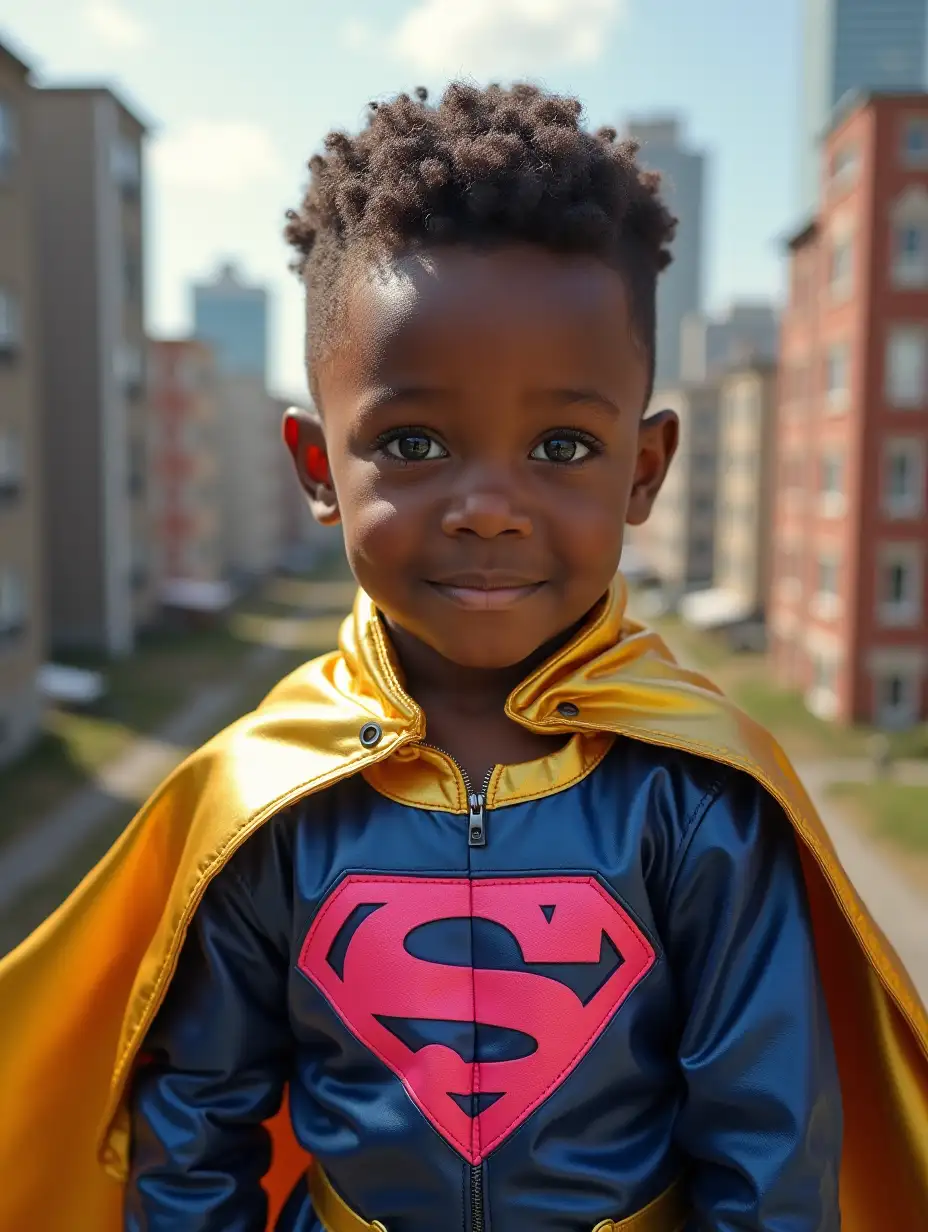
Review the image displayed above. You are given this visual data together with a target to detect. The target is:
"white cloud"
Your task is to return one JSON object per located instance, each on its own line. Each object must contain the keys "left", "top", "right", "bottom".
{"left": 83, "top": 0, "right": 150, "bottom": 50}
{"left": 151, "top": 121, "right": 283, "bottom": 192}
{"left": 387, "top": 0, "right": 625, "bottom": 76}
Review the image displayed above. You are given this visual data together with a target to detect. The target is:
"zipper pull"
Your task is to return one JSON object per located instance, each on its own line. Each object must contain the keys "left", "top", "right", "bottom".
{"left": 467, "top": 793, "right": 487, "bottom": 847}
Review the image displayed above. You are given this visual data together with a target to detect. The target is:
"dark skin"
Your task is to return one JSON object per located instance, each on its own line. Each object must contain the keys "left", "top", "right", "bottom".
{"left": 285, "top": 245, "right": 678, "bottom": 787}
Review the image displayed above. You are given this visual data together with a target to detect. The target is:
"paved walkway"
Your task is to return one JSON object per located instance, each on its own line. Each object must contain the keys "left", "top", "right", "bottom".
{"left": 794, "top": 760, "right": 928, "bottom": 1000}
{"left": 0, "top": 644, "right": 279, "bottom": 913}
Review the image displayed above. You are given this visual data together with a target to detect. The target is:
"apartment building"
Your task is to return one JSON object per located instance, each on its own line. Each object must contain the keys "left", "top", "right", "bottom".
{"left": 32, "top": 86, "right": 152, "bottom": 656}
{"left": 0, "top": 40, "right": 43, "bottom": 767}
{"left": 682, "top": 363, "right": 778, "bottom": 634}
{"left": 638, "top": 383, "right": 720, "bottom": 601}
{"left": 149, "top": 340, "right": 227, "bottom": 608}
{"left": 771, "top": 93, "right": 928, "bottom": 727}
{"left": 218, "top": 376, "right": 282, "bottom": 581}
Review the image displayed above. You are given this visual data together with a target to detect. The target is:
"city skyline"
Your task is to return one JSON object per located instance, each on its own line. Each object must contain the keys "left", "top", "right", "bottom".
{"left": 0, "top": 0, "right": 801, "bottom": 396}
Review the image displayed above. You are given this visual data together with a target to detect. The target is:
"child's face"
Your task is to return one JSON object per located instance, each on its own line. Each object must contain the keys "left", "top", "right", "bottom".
{"left": 308, "top": 244, "right": 677, "bottom": 670}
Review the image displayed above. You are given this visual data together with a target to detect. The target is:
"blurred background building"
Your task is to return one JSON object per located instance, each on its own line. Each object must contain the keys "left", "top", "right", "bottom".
{"left": 625, "top": 117, "right": 705, "bottom": 386}
{"left": 32, "top": 85, "right": 152, "bottom": 656}
{"left": 680, "top": 301, "right": 780, "bottom": 382}
{"left": 193, "top": 262, "right": 268, "bottom": 384}
{"left": 0, "top": 40, "right": 43, "bottom": 768}
{"left": 637, "top": 381, "right": 720, "bottom": 600}
{"left": 799, "top": 0, "right": 928, "bottom": 212}
{"left": 771, "top": 91, "right": 928, "bottom": 726}
{"left": 149, "top": 339, "right": 230, "bottom": 614}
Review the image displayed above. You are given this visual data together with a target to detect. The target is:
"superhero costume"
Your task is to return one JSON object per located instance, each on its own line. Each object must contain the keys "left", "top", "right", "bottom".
{"left": 0, "top": 579, "right": 926, "bottom": 1230}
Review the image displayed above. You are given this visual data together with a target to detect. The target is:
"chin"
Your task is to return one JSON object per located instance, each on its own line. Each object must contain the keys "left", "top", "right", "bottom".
{"left": 426, "top": 630, "right": 546, "bottom": 672}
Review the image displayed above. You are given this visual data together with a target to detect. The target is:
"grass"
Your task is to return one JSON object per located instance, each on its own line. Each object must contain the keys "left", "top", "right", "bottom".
{"left": 0, "top": 642, "right": 319, "bottom": 959}
{"left": 0, "top": 546, "right": 358, "bottom": 956}
{"left": 642, "top": 606, "right": 927, "bottom": 763}
{"left": 0, "top": 547, "right": 356, "bottom": 850}
{"left": 828, "top": 781, "right": 928, "bottom": 854}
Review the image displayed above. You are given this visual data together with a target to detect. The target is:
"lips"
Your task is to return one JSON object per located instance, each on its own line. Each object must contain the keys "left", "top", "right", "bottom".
{"left": 427, "top": 574, "right": 546, "bottom": 611}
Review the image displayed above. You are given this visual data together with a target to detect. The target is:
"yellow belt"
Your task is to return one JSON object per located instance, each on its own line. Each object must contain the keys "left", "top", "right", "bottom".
{"left": 308, "top": 1162, "right": 688, "bottom": 1232}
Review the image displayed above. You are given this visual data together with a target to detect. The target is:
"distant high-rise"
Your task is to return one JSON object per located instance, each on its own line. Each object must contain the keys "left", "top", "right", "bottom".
{"left": 192, "top": 262, "right": 268, "bottom": 383}
{"left": 624, "top": 117, "right": 705, "bottom": 387}
{"left": 800, "top": 0, "right": 927, "bottom": 212}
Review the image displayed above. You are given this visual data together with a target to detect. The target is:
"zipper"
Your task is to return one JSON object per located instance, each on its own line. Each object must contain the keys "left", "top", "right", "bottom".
{"left": 420, "top": 742, "right": 492, "bottom": 1228}
{"left": 419, "top": 743, "right": 494, "bottom": 848}
{"left": 471, "top": 1162, "right": 485, "bottom": 1232}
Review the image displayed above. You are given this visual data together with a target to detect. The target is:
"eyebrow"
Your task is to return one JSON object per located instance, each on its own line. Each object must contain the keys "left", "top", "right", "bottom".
{"left": 354, "top": 385, "right": 623, "bottom": 422}
{"left": 543, "top": 388, "right": 623, "bottom": 416}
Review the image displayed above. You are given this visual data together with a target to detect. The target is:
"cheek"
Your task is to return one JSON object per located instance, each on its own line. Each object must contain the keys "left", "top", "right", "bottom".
{"left": 336, "top": 467, "right": 418, "bottom": 567}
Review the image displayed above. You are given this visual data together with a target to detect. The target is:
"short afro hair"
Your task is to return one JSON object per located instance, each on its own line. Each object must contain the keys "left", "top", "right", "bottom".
{"left": 285, "top": 83, "right": 677, "bottom": 401}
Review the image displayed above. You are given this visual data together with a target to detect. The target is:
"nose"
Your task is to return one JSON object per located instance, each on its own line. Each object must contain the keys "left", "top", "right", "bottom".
{"left": 441, "top": 490, "right": 533, "bottom": 539}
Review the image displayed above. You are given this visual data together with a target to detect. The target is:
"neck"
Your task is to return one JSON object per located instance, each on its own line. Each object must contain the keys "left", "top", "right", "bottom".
{"left": 383, "top": 614, "right": 588, "bottom": 718}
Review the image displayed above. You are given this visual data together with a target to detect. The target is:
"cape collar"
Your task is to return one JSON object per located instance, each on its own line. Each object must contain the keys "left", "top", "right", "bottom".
{"left": 338, "top": 576, "right": 710, "bottom": 812}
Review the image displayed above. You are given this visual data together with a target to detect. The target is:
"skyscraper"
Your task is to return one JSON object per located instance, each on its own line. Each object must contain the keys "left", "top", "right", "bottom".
{"left": 192, "top": 262, "right": 268, "bottom": 383}
{"left": 800, "top": 0, "right": 927, "bottom": 212}
{"left": 624, "top": 117, "right": 705, "bottom": 387}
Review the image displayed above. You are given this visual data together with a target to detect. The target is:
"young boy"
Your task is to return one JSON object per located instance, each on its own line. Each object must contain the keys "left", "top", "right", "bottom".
{"left": 1, "top": 83, "right": 927, "bottom": 1232}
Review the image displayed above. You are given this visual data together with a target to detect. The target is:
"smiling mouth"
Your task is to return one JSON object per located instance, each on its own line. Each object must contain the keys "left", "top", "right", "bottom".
{"left": 427, "top": 576, "right": 547, "bottom": 611}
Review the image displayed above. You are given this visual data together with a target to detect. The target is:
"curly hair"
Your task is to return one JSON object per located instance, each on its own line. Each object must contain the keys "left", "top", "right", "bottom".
{"left": 285, "top": 83, "right": 677, "bottom": 399}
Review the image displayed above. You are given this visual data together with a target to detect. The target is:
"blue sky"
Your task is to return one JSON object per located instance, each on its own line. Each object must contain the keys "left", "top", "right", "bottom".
{"left": 1, "top": 0, "right": 800, "bottom": 398}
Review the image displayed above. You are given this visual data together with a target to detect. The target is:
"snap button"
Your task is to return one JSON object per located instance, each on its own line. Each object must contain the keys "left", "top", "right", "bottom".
{"left": 557, "top": 701, "right": 580, "bottom": 719}
{"left": 359, "top": 722, "right": 383, "bottom": 748}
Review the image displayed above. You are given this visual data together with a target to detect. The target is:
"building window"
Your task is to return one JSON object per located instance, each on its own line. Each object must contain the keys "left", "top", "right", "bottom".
{"left": 820, "top": 451, "right": 845, "bottom": 517}
{"left": 883, "top": 438, "right": 926, "bottom": 518}
{"left": 114, "top": 343, "right": 145, "bottom": 398}
{"left": 886, "top": 326, "right": 927, "bottom": 407}
{"left": 0, "top": 433, "right": 24, "bottom": 500}
{"left": 902, "top": 117, "right": 928, "bottom": 168}
{"left": 830, "top": 143, "right": 859, "bottom": 191}
{"left": 878, "top": 545, "right": 923, "bottom": 627}
{"left": 812, "top": 552, "right": 841, "bottom": 621}
{"left": 0, "top": 288, "right": 22, "bottom": 355}
{"left": 893, "top": 222, "right": 928, "bottom": 288}
{"left": 0, "top": 97, "right": 17, "bottom": 176}
{"left": 874, "top": 672, "right": 919, "bottom": 730}
{"left": 829, "top": 235, "right": 853, "bottom": 300}
{"left": 826, "top": 341, "right": 850, "bottom": 410}
{"left": 807, "top": 650, "right": 840, "bottom": 720}
{"left": 110, "top": 137, "right": 141, "bottom": 194}
{"left": 0, "top": 568, "right": 26, "bottom": 641}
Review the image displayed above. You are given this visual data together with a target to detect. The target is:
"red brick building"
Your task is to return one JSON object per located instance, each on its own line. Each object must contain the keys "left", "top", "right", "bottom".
{"left": 771, "top": 93, "right": 928, "bottom": 728}
{"left": 148, "top": 340, "right": 228, "bottom": 609}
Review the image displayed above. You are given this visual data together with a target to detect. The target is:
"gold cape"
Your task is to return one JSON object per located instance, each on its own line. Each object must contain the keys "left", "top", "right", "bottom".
{"left": 1, "top": 581, "right": 926, "bottom": 1231}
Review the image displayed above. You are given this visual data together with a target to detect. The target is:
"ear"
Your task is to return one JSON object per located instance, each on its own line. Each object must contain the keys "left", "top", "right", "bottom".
{"left": 625, "top": 409, "right": 679, "bottom": 527}
{"left": 281, "top": 405, "right": 340, "bottom": 527}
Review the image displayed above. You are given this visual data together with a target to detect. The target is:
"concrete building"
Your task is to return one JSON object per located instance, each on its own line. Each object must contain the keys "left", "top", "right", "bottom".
{"left": 638, "top": 382, "right": 720, "bottom": 601}
{"left": 149, "top": 340, "right": 229, "bottom": 611}
{"left": 32, "top": 86, "right": 153, "bottom": 656}
{"left": 800, "top": 0, "right": 928, "bottom": 212}
{"left": 682, "top": 363, "right": 778, "bottom": 635}
{"left": 219, "top": 376, "right": 281, "bottom": 580}
{"left": 0, "top": 40, "right": 44, "bottom": 767}
{"left": 680, "top": 302, "right": 780, "bottom": 383}
{"left": 624, "top": 117, "right": 705, "bottom": 386}
{"left": 771, "top": 93, "right": 928, "bottom": 727}
{"left": 193, "top": 262, "right": 268, "bottom": 383}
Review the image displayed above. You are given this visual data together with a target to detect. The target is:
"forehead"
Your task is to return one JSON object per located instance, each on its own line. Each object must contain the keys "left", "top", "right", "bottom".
{"left": 319, "top": 245, "right": 646, "bottom": 396}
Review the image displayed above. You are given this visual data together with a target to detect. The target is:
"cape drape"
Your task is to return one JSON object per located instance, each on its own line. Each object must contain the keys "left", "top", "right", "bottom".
{"left": 0, "top": 580, "right": 925, "bottom": 1230}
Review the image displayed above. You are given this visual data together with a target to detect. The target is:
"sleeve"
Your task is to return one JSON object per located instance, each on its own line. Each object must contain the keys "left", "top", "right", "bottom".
{"left": 124, "top": 852, "right": 292, "bottom": 1232}
{"left": 665, "top": 772, "right": 843, "bottom": 1231}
